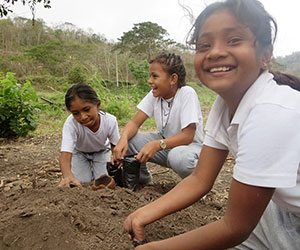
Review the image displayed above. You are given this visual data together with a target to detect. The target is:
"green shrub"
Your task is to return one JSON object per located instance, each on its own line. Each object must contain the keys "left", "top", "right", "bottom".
{"left": 0, "top": 72, "right": 40, "bottom": 137}
{"left": 103, "top": 95, "right": 131, "bottom": 121}
{"left": 26, "top": 42, "right": 67, "bottom": 75}
{"left": 68, "top": 65, "right": 87, "bottom": 84}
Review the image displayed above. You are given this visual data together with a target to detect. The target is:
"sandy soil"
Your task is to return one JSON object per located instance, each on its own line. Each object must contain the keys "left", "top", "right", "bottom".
{"left": 0, "top": 134, "right": 234, "bottom": 250}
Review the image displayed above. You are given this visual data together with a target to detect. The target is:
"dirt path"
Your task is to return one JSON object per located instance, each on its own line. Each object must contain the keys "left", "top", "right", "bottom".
{"left": 0, "top": 135, "right": 233, "bottom": 250}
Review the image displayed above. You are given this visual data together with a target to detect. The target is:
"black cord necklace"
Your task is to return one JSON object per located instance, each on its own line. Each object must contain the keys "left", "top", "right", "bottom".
{"left": 160, "top": 96, "right": 175, "bottom": 138}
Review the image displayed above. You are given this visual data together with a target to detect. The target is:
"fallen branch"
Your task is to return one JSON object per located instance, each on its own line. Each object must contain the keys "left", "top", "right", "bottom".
{"left": 40, "top": 96, "right": 54, "bottom": 105}
{"left": 47, "top": 167, "right": 61, "bottom": 173}
{"left": 47, "top": 86, "right": 62, "bottom": 93}
{"left": 152, "top": 169, "right": 170, "bottom": 175}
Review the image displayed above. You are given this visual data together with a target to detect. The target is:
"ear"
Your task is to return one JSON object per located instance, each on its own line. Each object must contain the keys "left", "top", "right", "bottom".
{"left": 170, "top": 73, "right": 178, "bottom": 87}
{"left": 97, "top": 103, "right": 100, "bottom": 110}
{"left": 261, "top": 46, "right": 273, "bottom": 70}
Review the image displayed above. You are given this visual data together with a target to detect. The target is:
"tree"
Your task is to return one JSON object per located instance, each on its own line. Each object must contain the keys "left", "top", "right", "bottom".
{"left": 114, "top": 21, "right": 176, "bottom": 60}
{"left": 128, "top": 59, "right": 150, "bottom": 96}
{"left": 0, "top": 0, "right": 51, "bottom": 24}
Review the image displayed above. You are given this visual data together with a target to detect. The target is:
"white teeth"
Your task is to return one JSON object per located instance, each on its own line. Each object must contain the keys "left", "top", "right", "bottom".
{"left": 209, "top": 67, "right": 230, "bottom": 73}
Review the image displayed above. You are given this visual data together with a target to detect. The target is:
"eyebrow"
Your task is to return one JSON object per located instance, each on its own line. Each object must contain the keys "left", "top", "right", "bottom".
{"left": 198, "top": 26, "right": 249, "bottom": 39}
{"left": 70, "top": 105, "right": 90, "bottom": 112}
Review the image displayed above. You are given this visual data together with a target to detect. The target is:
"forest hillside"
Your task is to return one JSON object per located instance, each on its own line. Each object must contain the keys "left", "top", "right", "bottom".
{"left": 0, "top": 16, "right": 300, "bottom": 137}
{"left": 1, "top": 17, "right": 299, "bottom": 89}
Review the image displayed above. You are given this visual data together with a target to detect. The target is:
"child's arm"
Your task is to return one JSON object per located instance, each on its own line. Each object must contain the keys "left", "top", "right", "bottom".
{"left": 128, "top": 146, "right": 275, "bottom": 249}
{"left": 138, "top": 180, "right": 274, "bottom": 250}
{"left": 113, "top": 110, "right": 148, "bottom": 161}
{"left": 135, "top": 123, "right": 196, "bottom": 163}
{"left": 124, "top": 145, "right": 228, "bottom": 243}
{"left": 110, "top": 144, "right": 116, "bottom": 163}
{"left": 59, "top": 152, "right": 81, "bottom": 187}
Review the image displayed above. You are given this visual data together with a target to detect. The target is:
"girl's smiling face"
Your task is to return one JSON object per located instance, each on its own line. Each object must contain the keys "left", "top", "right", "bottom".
{"left": 148, "top": 62, "right": 178, "bottom": 99}
{"left": 194, "top": 9, "right": 269, "bottom": 101}
{"left": 69, "top": 97, "right": 100, "bottom": 132}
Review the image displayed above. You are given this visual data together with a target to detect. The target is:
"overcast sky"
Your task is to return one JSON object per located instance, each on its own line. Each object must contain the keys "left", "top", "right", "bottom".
{"left": 9, "top": 0, "right": 300, "bottom": 57}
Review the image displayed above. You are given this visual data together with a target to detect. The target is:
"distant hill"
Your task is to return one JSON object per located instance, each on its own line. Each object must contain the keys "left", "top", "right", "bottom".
{"left": 275, "top": 52, "right": 300, "bottom": 77}
{"left": 0, "top": 17, "right": 299, "bottom": 83}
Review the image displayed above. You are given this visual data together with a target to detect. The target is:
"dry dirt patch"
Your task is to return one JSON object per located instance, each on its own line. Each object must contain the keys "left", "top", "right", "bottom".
{"left": 0, "top": 135, "right": 233, "bottom": 250}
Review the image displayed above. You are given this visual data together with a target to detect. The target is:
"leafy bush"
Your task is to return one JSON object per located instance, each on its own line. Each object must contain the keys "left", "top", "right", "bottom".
{"left": 90, "top": 78, "right": 133, "bottom": 123}
{"left": 0, "top": 72, "right": 40, "bottom": 137}
{"left": 68, "top": 65, "right": 87, "bottom": 84}
{"left": 103, "top": 94, "right": 131, "bottom": 122}
{"left": 26, "top": 42, "right": 67, "bottom": 75}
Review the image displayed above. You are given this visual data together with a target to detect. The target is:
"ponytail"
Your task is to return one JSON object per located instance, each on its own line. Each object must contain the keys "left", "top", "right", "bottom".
{"left": 271, "top": 71, "right": 300, "bottom": 92}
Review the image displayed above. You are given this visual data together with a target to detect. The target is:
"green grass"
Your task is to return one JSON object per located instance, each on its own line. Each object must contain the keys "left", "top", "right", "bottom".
{"left": 187, "top": 81, "right": 217, "bottom": 108}
{"left": 187, "top": 81, "right": 216, "bottom": 124}
{"left": 30, "top": 81, "right": 216, "bottom": 136}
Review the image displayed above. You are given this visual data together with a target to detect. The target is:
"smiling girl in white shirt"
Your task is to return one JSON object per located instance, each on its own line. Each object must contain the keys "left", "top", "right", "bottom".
{"left": 123, "top": 1, "right": 300, "bottom": 249}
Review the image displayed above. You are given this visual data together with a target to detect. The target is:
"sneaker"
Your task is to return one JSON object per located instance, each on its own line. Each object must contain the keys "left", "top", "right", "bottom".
{"left": 139, "top": 164, "right": 153, "bottom": 185}
{"left": 139, "top": 174, "right": 153, "bottom": 185}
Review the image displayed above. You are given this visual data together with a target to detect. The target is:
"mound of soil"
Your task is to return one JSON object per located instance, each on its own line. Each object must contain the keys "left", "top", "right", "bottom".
{"left": 0, "top": 135, "right": 233, "bottom": 250}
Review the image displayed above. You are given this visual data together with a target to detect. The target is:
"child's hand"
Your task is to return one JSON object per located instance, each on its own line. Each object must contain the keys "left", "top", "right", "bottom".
{"left": 110, "top": 157, "right": 123, "bottom": 167}
{"left": 136, "top": 141, "right": 160, "bottom": 163}
{"left": 124, "top": 211, "right": 146, "bottom": 246}
{"left": 113, "top": 138, "right": 128, "bottom": 162}
{"left": 58, "top": 176, "right": 81, "bottom": 188}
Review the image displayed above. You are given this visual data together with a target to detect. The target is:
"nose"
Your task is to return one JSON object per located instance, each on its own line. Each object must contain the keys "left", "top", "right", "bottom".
{"left": 80, "top": 112, "right": 88, "bottom": 122}
{"left": 206, "top": 42, "right": 227, "bottom": 60}
{"left": 148, "top": 77, "right": 152, "bottom": 85}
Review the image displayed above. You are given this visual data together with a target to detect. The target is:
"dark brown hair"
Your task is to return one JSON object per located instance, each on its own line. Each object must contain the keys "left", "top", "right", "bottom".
{"left": 65, "top": 83, "right": 100, "bottom": 111}
{"left": 149, "top": 52, "right": 186, "bottom": 88}
{"left": 189, "top": 0, "right": 277, "bottom": 51}
{"left": 188, "top": 0, "right": 300, "bottom": 92}
{"left": 271, "top": 71, "right": 300, "bottom": 91}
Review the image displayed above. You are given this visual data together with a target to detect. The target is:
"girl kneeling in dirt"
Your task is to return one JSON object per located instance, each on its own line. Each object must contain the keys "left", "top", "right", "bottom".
{"left": 123, "top": 0, "right": 300, "bottom": 249}
{"left": 112, "top": 52, "right": 204, "bottom": 184}
{"left": 59, "top": 83, "right": 120, "bottom": 187}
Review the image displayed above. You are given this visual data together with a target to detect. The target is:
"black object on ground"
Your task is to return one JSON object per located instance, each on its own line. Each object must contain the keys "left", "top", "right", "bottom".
{"left": 106, "top": 155, "right": 140, "bottom": 190}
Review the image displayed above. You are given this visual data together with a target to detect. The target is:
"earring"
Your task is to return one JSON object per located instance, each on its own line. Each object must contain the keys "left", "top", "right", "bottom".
{"left": 262, "top": 62, "right": 268, "bottom": 70}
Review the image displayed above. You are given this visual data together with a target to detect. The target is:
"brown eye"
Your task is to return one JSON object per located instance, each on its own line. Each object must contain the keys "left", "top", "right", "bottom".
{"left": 196, "top": 42, "right": 211, "bottom": 52}
{"left": 228, "top": 37, "right": 242, "bottom": 45}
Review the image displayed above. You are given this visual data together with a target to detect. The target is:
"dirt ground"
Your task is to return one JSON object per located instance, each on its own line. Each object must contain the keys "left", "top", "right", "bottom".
{"left": 0, "top": 134, "right": 234, "bottom": 250}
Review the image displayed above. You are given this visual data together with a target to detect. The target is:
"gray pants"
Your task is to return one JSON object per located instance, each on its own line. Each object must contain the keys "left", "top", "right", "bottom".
{"left": 127, "top": 132, "right": 202, "bottom": 179}
{"left": 71, "top": 148, "right": 111, "bottom": 183}
{"left": 231, "top": 200, "right": 300, "bottom": 250}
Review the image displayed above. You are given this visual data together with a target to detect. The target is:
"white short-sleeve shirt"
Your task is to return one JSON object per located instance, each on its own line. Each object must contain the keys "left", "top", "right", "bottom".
{"left": 137, "top": 86, "right": 204, "bottom": 143}
{"left": 204, "top": 71, "right": 300, "bottom": 215}
{"left": 61, "top": 111, "right": 120, "bottom": 153}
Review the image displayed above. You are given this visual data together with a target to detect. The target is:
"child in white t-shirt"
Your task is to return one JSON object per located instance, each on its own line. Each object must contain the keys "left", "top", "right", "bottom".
{"left": 59, "top": 83, "right": 120, "bottom": 187}
{"left": 122, "top": 1, "right": 300, "bottom": 249}
{"left": 113, "top": 52, "right": 204, "bottom": 183}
